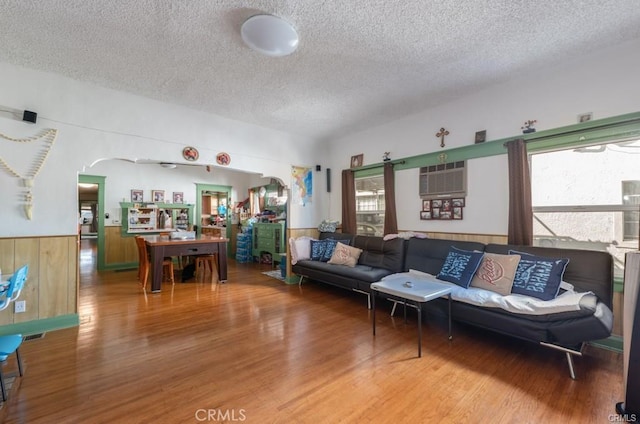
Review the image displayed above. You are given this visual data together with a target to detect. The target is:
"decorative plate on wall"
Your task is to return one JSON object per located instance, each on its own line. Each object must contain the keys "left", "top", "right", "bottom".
{"left": 182, "top": 146, "right": 199, "bottom": 161}
{"left": 216, "top": 152, "right": 231, "bottom": 166}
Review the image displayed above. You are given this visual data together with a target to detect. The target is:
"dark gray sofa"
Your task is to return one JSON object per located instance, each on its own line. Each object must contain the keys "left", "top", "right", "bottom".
{"left": 291, "top": 233, "right": 406, "bottom": 306}
{"left": 292, "top": 233, "right": 614, "bottom": 378}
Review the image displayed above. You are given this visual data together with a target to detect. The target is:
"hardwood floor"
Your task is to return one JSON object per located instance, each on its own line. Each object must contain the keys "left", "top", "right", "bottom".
{"left": 3, "top": 239, "right": 624, "bottom": 423}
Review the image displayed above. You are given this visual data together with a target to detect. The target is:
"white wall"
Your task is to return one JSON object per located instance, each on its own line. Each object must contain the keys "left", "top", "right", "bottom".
{"left": 0, "top": 62, "right": 328, "bottom": 236}
{"left": 86, "top": 159, "right": 263, "bottom": 226}
{"left": 327, "top": 38, "right": 640, "bottom": 235}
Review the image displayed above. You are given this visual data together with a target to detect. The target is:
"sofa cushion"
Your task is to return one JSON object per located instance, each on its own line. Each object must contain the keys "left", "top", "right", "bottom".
{"left": 436, "top": 247, "right": 484, "bottom": 288}
{"left": 295, "top": 259, "right": 393, "bottom": 283}
{"left": 353, "top": 236, "right": 405, "bottom": 272}
{"left": 289, "top": 236, "right": 316, "bottom": 265}
{"left": 328, "top": 242, "right": 363, "bottom": 267}
{"left": 509, "top": 250, "right": 569, "bottom": 301}
{"left": 405, "top": 238, "right": 486, "bottom": 275}
{"left": 485, "top": 244, "right": 613, "bottom": 309}
{"left": 310, "top": 239, "right": 342, "bottom": 262}
{"left": 470, "top": 252, "right": 521, "bottom": 295}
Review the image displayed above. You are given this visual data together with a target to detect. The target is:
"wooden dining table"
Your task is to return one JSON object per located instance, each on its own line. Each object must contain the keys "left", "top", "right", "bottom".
{"left": 143, "top": 234, "right": 229, "bottom": 292}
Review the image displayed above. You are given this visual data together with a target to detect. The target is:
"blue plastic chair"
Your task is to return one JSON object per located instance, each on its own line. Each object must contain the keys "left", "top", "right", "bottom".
{"left": 0, "top": 265, "right": 28, "bottom": 401}
{"left": 0, "top": 265, "right": 28, "bottom": 311}
{"left": 0, "top": 334, "right": 24, "bottom": 401}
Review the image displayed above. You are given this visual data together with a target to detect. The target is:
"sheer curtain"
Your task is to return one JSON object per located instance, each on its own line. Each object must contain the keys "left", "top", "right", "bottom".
{"left": 341, "top": 169, "right": 356, "bottom": 234}
{"left": 506, "top": 138, "right": 533, "bottom": 245}
{"left": 383, "top": 163, "right": 398, "bottom": 235}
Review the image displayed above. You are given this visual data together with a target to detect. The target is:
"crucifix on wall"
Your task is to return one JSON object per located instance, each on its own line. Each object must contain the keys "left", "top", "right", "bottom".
{"left": 436, "top": 127, "right": 449, "bottom": 148}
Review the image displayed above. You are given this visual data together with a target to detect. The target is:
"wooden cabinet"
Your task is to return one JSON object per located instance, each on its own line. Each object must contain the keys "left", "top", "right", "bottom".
{"left": 252, "top": 223, "right": 285, "bottom": 260}
{"left": 127, "top": 205, "right": 157, "bottom": 232}
{"left": 201, "top": 226, "right": 223, "bottom": 237}
{"left": 120, "top": 203, "right": 194, "bottom": 235}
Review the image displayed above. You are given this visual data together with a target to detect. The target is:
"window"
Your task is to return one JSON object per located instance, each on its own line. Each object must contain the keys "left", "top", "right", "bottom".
{"left": 355, "top": 175, "right": 384, "bottom": 236}
{"left": 622, "top": 180, "right": 640, "bottom": 241}
{"left": 530, "top": 139, "right": 640, "bottom": 280}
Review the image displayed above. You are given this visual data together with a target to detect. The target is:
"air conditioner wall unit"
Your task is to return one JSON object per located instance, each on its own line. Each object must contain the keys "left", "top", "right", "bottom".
{"left": 419, "top": 161, "right": 466, "bottom": 198}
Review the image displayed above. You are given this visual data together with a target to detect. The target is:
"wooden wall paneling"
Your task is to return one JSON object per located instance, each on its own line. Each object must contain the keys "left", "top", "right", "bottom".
{"left": 105, "top": 226, "right": 137, "bottom": 264}
{"left": 421, "top": 232, "right": 509, "bottom": 245}
{"left": 286, "top": 228, "right": 319, "bottom": 280}
{"left": 68, "top": 236, "right": 78, "bottom": 314}
{"left": 0, "top": 239, "right": 15, "bottom": 324}
{"left": 613, "top": 291, "right": 623, "bottom": 336}
{"left": 14, "top": 238, "right": 40, "bottom": 323}
{"left": 0, "top": 239, "right": 15, "bottom": 274}
{"left": 38, "top": 237, "right": 70, "bottom": 318}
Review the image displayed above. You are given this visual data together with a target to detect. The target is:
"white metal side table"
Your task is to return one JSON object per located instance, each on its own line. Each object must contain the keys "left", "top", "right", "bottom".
{"left": 371, "top": 278, "right": 453, "bottom": 357}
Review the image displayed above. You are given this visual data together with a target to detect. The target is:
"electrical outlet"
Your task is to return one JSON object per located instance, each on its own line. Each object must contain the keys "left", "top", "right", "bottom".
{"left": 14, "top": 300, "right": 26, "bottom": 313}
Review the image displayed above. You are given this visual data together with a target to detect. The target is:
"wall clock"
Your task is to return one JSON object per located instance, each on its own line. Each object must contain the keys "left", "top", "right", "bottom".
{"left": 182, "top": 146, "right": 199, "bottom": 161}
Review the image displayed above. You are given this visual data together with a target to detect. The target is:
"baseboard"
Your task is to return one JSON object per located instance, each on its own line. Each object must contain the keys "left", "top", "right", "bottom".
{"left": 589, "top": 335, "right": 623, "bottom": 353}
{"left": 0, "top": 314, "right": 80, "bottom": 337}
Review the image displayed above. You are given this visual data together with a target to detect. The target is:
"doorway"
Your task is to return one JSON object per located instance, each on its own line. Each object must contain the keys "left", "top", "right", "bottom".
{"left": 78, "top": 175, "right": 106, "bottom": 271}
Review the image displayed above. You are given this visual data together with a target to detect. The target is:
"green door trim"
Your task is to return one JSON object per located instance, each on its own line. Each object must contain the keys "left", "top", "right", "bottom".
{"left": 78, "top": 174, "right": 106, "bottom": 271}
{"left": 196, "top": 183, "right": 233, "bottom": 257}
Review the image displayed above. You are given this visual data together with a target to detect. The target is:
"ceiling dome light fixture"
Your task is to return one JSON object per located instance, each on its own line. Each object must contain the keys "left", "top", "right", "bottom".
{"left": 241, "top": 14, "right": 299, "bottom": 57}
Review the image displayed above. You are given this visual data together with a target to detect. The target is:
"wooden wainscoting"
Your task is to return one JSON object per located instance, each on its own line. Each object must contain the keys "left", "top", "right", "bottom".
{"left": 285, "top": 228, "right": 319, "bottom": 283}
{"left": 0, "top": 235, "right": 78, "bottom": 325}
{"left": 408, "top": 231, "right": 509, "bottom": 245}
{"left": 104, "top": 226, "right": 138, "bottom": 266}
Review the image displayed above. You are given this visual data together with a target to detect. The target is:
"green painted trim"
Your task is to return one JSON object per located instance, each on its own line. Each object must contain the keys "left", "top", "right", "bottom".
{"left": 196, "top": 184, "right": 233, "bottom": 257}
{"left": 284, "top": 275, "right": 299, "bottom": 285}
{"left": 79, "top": 175, "right": 106, "bottom": 271}
{"left": 355, "top": 111, "right": 640, "bottom": 171}
{"left": 590, "top": 335, "right": 623, "bottom": 353}
{"left": 0, "top": 314, "right": 79, "bottom": 337}
{"left": 103, "top": 262, "right": 138, "bottom": 271}
{"left": 614, "top": 276, "right": 624, "bottom": 293}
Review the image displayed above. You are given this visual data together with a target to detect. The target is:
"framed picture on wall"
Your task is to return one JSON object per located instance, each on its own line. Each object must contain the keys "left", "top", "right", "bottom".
{"left": 452, "top": 198, "right": 465, "bottom": 207}
{"left": 173, "top": 192, "right": 184, "bottom": 204}
{"left": 152, "top": 190, "right": 165, "bottom": 203}
{"left": 422, "top": 199, "right": 431, "bottom": 211}
{"left": 453, "top": 207, "right": 463, "bottom": 220}
{"left": 131, "top": 189, "right": 143, "bottom": 202}
{"left": 420, "top": 211, "right": 431, "bottom": 220}
{"left": 350, "top": 154, "right": 363, "bottom": 168}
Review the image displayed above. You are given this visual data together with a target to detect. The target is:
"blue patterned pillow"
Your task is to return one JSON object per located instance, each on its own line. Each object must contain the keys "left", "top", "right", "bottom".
{"left": 310, "top": 240, "right": 327, "bottom": 261}
{"left": 437, "top": 247, "right": 484, "bottom": 288}
{"left": 310, "top": 238, "right": 349, "bottom": 262}
{"left": 509, "top": 250, "right": 569, "bottom": 301}
{"left": 321, "top": 239, "right": 339, "bottom": 262}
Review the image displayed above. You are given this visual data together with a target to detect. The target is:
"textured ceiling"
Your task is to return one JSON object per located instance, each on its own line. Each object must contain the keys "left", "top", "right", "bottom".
{"left": 1, "top": 1, "right": 640, "bottom": 141}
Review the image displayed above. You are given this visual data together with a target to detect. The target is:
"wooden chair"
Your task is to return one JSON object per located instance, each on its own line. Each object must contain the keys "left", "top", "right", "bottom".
{"left": 194, "top": 254, "right": 219, "bottom": 284}
{"left": 135, "top": 236, "right": 174, "bottom": 291}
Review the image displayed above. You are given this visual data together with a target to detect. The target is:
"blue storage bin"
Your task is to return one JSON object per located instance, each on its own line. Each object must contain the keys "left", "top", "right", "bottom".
{"left": 279, "top": 257, "right": 286, "bottom": 278}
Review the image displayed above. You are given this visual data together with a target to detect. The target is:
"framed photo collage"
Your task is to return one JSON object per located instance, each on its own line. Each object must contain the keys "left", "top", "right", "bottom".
{"left": 420, "top": 197, "right": 465, "bottom": 220}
